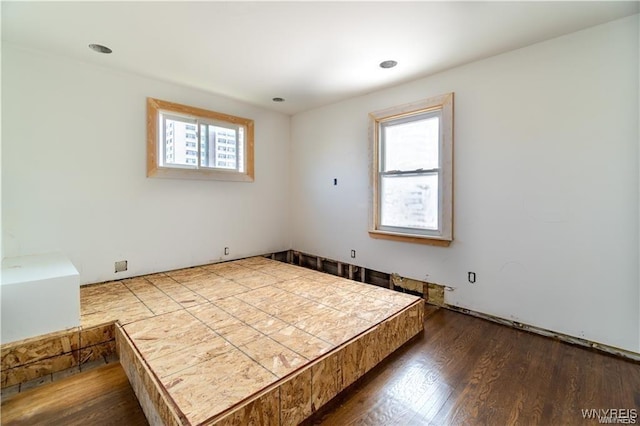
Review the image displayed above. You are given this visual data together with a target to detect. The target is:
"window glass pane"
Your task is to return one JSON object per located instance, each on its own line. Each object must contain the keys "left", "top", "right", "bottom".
{"left": 161, "top": 114, "right": 198, "bottom": 167}
{"left": 382, "top": 114, "right": 439, "bottom": 172}
{"left": 380, "top": 174, "right": 439, "bottom": 230}
{"left": 200, "top": 124, "right": 238, "bottom": 170}
{"left": 238, "top": 127, "right": 245, "bottom": 173}
{"left": 200, "top": 124, "right": 210, "bottom": 167}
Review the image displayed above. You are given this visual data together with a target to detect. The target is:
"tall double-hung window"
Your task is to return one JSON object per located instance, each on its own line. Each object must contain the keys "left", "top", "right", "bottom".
{"left": 147, "top": 98, "right": 254, "bottom": 182}
{"left": 369, "top": 93, "right": 453, "bottom": 245}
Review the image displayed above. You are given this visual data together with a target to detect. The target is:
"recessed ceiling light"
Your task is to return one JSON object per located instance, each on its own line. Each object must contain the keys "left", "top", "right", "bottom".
{"left": 379, "top": 60, "right": 398, "bottom": 69}
{"left": 272, "top": 97, "right": 285, "bottom": 102}
{"left": 88, "top": 44, "right": 112, "bottom": 54}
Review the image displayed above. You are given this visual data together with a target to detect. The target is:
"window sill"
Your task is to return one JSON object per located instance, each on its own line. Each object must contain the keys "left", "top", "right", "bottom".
{"left": 147, "top": 167, "right": 254, "bottom": 182}
{"left": 368, "top": 230, "right": 451, "bottom": 247}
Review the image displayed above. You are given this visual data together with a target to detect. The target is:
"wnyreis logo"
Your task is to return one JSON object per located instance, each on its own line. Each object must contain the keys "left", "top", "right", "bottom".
{"left": 581, "top": 409, "right": 638, "bottom": 424}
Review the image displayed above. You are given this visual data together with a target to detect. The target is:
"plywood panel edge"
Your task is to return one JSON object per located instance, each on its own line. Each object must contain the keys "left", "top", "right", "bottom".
{"left": 115, "top": 325, "right": 185, "bottom": 426}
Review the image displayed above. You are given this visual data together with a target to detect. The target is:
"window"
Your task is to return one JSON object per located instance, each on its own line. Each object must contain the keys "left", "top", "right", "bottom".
{"left": 147, "top": 98, "right": 254, "bottom": 182}
{"left": 369, "top": 92, "right": 453, "bottom": 246}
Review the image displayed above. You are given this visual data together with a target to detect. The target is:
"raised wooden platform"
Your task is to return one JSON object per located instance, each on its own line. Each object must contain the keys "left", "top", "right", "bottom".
{"left": 4, "top": 306, "right": 639, "bottom": 425}
{"left": 114, "top": 257, "right": 423, "bottom": 425}
{"left": 2, "top": 256, "right": 423, "bottom": 425}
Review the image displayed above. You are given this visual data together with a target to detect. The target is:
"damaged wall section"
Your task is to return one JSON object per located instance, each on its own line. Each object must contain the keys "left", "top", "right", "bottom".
{"left": 268, "top": 250, "right": 640, "bottom": 362}
{"left": 390, "top": 274, "right": 447, "bottom": 307}
{"left": 271, "top": 250, "right": 448, "bottom": 306}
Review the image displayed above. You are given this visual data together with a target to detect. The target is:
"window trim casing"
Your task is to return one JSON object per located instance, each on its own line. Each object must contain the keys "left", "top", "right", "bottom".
{"left": 369, "top": 92, "right": 454, "bottom": 246}
{"left": 147, "top": 97, "right": 255, "bottom": 182}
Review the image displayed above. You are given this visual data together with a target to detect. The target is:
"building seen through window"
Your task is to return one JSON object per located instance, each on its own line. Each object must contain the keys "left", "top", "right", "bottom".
{"left": 162, "top": 117, "right": 244, "bottom": 172}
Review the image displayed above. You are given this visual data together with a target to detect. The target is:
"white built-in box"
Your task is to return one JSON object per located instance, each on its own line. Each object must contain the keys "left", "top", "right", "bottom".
{"left": 1, "top": 253, "right": 80, "bottom": 344}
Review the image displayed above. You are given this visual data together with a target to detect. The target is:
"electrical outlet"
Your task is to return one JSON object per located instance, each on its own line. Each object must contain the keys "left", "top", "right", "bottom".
{"left": 351, "top": 250, "right": 356, "bottom": 259}
{"left": 468, "top": 272, "right": 476, "bottom": 283}
{"left": 115, "top": 260, "right": 128, "bottom": 273}
{"left": 224, "top": 247, "right": 230, "bottom": 256}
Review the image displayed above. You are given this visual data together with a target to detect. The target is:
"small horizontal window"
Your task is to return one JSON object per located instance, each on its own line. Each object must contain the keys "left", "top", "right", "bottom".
{"left": 147, "top": 98, "right": 254, "bottom": 182}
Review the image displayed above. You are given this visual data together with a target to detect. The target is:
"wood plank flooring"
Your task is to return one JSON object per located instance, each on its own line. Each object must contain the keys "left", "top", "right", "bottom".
{"left": 2, "top": 306, "right": 639, "bottom": 425}
{"left": 307, "top": 307, "right": 640, "bottom": 425}
{"left": 1, "top": 362, "right": 147, "bottom": 426}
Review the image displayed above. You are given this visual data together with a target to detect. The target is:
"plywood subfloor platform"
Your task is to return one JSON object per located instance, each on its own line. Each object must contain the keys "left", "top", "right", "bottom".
{"left": 80, "top": 257, "right": 424, "bottom": 425}
{"left": 6, "top": 306, "right": 638, "bottom": 426}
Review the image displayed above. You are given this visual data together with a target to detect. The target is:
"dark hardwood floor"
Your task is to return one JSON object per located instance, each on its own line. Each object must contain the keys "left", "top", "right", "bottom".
{"left": 308, "top": 306, "right": 640, "bottom": 425}
{"left": 2, "top": 306, "right": 638, "bottom": 425}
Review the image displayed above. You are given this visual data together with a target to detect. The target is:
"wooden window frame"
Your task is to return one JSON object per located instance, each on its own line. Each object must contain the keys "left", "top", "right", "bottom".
{"left": 369, "top": 92, "right": 454, "bottom": 246}
{"left": 147, "top": 98, "right": 255, "bottom": 182}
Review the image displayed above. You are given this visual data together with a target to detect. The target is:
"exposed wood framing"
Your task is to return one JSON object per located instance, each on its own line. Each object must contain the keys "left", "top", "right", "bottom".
{"left": 426, "top": 283, "right": 445, "bottom": 307}
{"left": 267, "top": 249, "right": 640, "bottom": 362}
{"left": 273, "top": 250, "right": 426, "bottom": 297}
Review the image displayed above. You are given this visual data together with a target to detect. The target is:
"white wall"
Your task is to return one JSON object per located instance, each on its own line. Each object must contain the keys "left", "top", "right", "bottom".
{"left": 291, "top": 16, "right": 640, "bottom": 353}
{"left": 2, "top": 45, "right": 291, "bottom": 284}
{"left": 2, "top": 16, "right": 638, "bottom": 354}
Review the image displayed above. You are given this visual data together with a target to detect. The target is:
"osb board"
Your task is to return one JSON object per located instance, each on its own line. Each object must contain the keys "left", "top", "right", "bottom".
{"left": 80, "top": 323, "right": 115, "bottom": 348}
{"left": 81, "top": 302, "right": 155, "bottom": 329}
{"left": 6, "top": 256, "right": 422, "bottom": 424}
{"left": 158, "top": 348, "right": 277, "bottom": 425}
{"left": 1, "top": 327, "right": 80, "bottom": 370}
{"left": 391, "top": 273, "right": 426, "bottom": 294}
{"left": 1, "top": 351, "right": 79, "bottom": 388}
{"left": 216, "top": 300, "right": 423, "bottom": 425}
{"left": 340, "top": 329, "right": 372, "bottom": 388}
{"left": 0, "top": 321, "right": 119, "bottom": 389}
{"left": 427, "top": 283, "right": 446, "bottom": 307}
{"left": 210, "top": 387, "right": 280, "bottom": 426}
{"left": 339, "top": 301, "right": 424, "bottom": 390}
{"left": 310, "top": 349, "right": 342, "bottom": 412}
{"left": 279, "top": 368, "right": 312, "bottom": 426}
{"left": 79, "top": 341, "right": 116, "bottom": 366}
{"left": 116, "top": 301, "right": 422, "bottom": 425}
{"left": 237, "top": 335, "right": 308, "bottom": 378}
{"left": 115, "top": 325, "right": 183, "bottom": 426}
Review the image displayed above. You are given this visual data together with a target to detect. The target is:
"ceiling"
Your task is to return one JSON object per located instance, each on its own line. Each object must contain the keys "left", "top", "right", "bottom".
{"left": 2, "top": 1, "right": 638, "bottom": 115}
